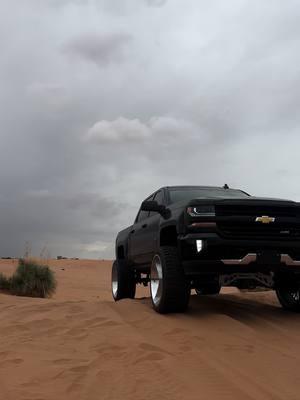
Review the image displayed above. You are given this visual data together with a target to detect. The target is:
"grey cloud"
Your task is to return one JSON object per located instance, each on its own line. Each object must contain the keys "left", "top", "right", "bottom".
{"left": 1, "top": 0, "right": 300, "bottom": 258}
{"left": 85, "top": 117, "right": 151, "bottom": 143}
{"left": 44, "top": 0, "right": 89, "bottom": 8}
{"left": 64, "top": 192, "right": 128, "bottom": 220}
{"left": 64, "top": 33, "right": 132, "bottom": 67}
{"left": 0, "top": 191, "right": 132, "bottom": 259}
{"left": 146, "top": 0, "right": 167, "bottom": 7}
{"left": 84, "top": 116, "right": 200, "bottom": 145}
{"left": 56, "top": 0, "right": 87, "bottom": 4}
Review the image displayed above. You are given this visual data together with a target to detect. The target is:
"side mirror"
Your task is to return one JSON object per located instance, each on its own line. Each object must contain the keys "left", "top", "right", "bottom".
{"left": 141, "top": 200, "right": 166, "bottom": 215}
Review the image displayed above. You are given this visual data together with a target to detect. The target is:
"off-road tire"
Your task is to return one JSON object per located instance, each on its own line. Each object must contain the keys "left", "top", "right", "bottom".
{"left": 276, "top": 286, "right": 300, "bottom": 312}
{"left": 150, "top": 246, "right": 190, "bottom": 314}
{"left": 111, "top": 259, "right": 136, "bottom": 301}
{"left": 195, "top": 283, "right": 221, "bottom": 295}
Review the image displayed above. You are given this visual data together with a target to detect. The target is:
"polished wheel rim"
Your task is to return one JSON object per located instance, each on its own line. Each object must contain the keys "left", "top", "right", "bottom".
{"left": 151, "top": 255, "right": 163, "bottom": 305}
{"left": 112, "top": 263, "right": 118, "bottom": 298}
{"left": 288, "top": 289, "right": 300, "bottom": 303}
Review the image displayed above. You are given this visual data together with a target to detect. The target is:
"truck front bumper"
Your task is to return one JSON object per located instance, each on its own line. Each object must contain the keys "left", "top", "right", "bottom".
{"left": 179, "top": 233, "right": 300, "bottom": 275}
{"left": 220, "top": 253, "right": 300, "bottom": 266}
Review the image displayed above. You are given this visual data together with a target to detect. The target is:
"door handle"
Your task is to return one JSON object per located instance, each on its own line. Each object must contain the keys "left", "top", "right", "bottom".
{"left": 142, "top": 223, "right": 147, "bottom": 228}
{"left": 130, "top": 229, "right": 135, "bottom": 234}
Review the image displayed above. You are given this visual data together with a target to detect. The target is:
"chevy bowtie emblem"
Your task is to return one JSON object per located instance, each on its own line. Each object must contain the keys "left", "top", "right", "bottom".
{"left": 255, "top": 216, "right": 275, "bottom": 224}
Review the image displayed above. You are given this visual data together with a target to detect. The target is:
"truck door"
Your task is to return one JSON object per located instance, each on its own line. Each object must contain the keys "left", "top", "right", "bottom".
{"left": 141, "top": 190, "right": 165, "bottom": 263}
{"left": 128, "top": 195, "right": 153, "bottom": 266}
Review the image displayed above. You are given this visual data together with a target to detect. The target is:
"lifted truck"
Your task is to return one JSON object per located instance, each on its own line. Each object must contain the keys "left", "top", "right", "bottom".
{"left": 112, "top": 185, "right": 300, "bottom": 313}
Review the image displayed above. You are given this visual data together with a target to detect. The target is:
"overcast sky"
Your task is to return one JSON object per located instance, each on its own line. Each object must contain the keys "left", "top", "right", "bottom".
{"left": 1, "top": 0, "right": 300, "bottom": 259}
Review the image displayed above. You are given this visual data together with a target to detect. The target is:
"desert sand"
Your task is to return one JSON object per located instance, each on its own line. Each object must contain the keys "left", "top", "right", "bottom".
{"left": 0, "top": 259, "right": 300, "bottom": 400}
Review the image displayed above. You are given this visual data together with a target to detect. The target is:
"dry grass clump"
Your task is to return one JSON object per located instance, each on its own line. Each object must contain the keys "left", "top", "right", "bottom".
{"left": 0, "top": 259, "right": 57, "bottom": 298}
{"left": 0, "top": 273, "right": 11, "bottom": 290}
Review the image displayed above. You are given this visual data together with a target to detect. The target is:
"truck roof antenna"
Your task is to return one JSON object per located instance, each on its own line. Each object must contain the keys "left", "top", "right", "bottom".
{"left": 223, "top": 184, "right": 229, "bottom": 189}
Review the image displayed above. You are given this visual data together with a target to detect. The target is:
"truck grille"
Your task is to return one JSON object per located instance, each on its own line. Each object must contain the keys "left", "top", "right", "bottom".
{"left": 216, "top": 205, "right": 298, "bottom": 218}
{"left": 217, "top": 223, "right": 300, "bottom": 239}
{"left": 216, "top": 204, "right": 300, "bottom": 240}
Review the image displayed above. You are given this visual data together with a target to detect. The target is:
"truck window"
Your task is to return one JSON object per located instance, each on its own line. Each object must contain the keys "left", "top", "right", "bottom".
{"left": 135, "top": 193, "right": 155, "bottom": 223}
{"left": 136, "top": 209, "right": 149, "bottom": 222}
{"left": 153, "top": 190, "right": 164, "bottom": 205}
{"left": 149, "top": 191, "right": 164, "bottom": 217}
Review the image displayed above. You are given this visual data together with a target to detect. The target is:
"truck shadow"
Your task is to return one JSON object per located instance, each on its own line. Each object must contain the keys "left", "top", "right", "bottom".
{"left": 135, "top": 291, "right": 300, "bottom": 327}
{"left": 186, "top": 291, "right": 300, "bottom": 326}
{"left": 136, "top": 292, "right": 300, "bottom": 329}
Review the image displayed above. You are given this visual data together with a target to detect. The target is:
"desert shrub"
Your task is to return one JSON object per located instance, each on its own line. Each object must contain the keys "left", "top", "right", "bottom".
{"left": 9, "top": 259, "right": 57, "bottom": 298}
{"left": 0, "top": 273, "right": 10, "bottom": 290}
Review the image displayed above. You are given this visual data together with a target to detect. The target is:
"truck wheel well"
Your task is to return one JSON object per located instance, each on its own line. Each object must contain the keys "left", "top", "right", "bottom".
{"left": 117, "top": 245, "right": 125, "bottom": 259}
{"left": 160, "top": 226, "right": 177, "bottom": 247}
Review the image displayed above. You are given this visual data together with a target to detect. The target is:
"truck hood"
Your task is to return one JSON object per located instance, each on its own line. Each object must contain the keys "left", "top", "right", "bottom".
{"left": 186, "top": 196, "right": 299, "bottom": 207}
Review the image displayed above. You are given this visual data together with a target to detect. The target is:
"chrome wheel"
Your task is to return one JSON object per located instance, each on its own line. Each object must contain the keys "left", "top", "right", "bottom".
{"left": 151, "top": 255, "right": 163, "bottom": 306}
{"left": 111, "top": 262, "right": 119, "bottom": 298}
{"left": 287, "top": 289, "right": 300, "bottom": 303}
{"left": 276, "top": 284, "right": 300, "bottom": 312}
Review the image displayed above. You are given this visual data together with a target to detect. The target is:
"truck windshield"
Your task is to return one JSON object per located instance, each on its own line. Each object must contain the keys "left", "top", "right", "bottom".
{"left": 169, "top": 188, "right": 250, "bottom": 204}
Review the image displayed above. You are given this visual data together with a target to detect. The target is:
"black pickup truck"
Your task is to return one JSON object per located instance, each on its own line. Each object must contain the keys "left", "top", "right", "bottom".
{"left": 112, "top": 185, "right": 300, "bottom": 313}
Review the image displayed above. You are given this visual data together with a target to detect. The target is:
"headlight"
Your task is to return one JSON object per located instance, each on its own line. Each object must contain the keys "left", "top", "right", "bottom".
{"left": 187, "top": 205, "right": 215, "bottom": 217}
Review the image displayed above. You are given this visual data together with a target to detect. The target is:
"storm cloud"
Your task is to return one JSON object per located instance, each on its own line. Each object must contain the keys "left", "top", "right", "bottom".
{"left": 64, "top": 33, "right": 132, "bottom": 67}
{"left": 146, "top": 0, "right": 168, "bottom": 7}
{"left": 1, "top": 0, "right": 300, "bottom": 258}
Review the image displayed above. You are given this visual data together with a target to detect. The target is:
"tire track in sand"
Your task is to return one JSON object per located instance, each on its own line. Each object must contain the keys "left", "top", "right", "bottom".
{"left": 104, "top": 293, "right": 300, "bottom": 400}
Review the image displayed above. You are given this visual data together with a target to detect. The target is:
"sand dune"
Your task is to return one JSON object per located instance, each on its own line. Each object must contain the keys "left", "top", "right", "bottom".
{"left": 1, "top": 259, "right": 300, "bottom": 400}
